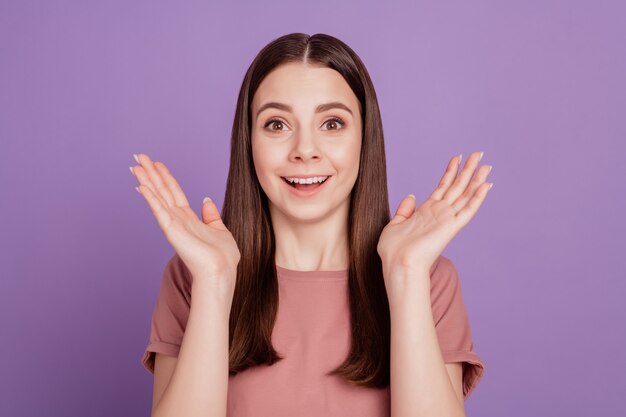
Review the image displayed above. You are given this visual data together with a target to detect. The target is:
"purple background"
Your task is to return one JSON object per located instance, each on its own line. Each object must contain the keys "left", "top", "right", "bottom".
{"left": 1, "top": 0, "right": 624, "bottom": 416}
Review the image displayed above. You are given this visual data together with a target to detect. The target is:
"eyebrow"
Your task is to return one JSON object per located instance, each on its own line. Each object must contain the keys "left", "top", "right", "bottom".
{"left": 255, "top": 101, "right": 353, "bottom": 120}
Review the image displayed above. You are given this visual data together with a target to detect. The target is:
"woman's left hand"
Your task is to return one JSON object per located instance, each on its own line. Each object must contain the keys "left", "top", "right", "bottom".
{"left": 377, "top": 151, "right": 493, "bottom": 283}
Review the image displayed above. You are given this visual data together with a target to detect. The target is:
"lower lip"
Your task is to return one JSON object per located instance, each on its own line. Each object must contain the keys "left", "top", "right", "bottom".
{"left": 282, "top": 176, "right": 332, "bottom": 197}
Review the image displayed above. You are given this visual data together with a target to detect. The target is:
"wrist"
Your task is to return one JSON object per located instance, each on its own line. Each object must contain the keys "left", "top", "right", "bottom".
{"left": 382, "top": 262, "right": 431, "bottom": 281}
{"left": 191, "top": 273, "right": 236, "bottom": 303}
{"left": 383, "top": 265, "right": 431, "bottom": 304}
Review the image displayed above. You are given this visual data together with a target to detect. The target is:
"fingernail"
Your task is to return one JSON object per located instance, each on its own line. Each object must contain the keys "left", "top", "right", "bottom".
{"left": 488, "top": 183, "right": 493, "bottom": 190}
{"left": 129, "top": 166, "right": 135, "bottom": 176}
{"left": 458, "top": 154, "right": 462, "bottom": 164}
{"left": 408, "top": 194, "right": 415, "bottom": 199}
{"left": 135, "top": 186, "right": 141, "bottom": 193}
{"left": 203, "top": 197, "right": 212, "bottom": 204}
{"left": 133, "top": 154, "right": 139, "bottom": 164}
{"left": 479, "top": 151, "right": 484, "bottom": 160}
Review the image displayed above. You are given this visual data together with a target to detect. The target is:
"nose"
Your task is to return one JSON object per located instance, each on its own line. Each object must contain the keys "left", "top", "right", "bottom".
{"left": 288, "top": 129, "right": 321, "bottom": 162}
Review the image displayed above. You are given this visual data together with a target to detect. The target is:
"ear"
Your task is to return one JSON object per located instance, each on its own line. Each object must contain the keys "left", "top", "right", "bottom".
{"left": 388, "top": 194, "right": 417, "bottom": 226}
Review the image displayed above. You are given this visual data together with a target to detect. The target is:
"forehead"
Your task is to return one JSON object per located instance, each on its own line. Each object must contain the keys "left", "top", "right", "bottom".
{"left": 251, "top": 62, "right": 360, "bottom": 114}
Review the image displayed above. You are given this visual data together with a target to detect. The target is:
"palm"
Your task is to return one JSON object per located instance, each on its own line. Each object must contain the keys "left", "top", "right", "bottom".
{"left": 388, "top": 198, "right": 459, "bottom": 269}
{"left": 130, "top": 153, "right": 240, "bottom": 281}
{"left": 378, "top": 151, "right": 493, "bottom": 273}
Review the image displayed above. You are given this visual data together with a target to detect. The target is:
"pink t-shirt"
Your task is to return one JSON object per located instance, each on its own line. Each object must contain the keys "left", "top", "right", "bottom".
{"left": 141, "top": 254, "right": 485, "bottom": 416}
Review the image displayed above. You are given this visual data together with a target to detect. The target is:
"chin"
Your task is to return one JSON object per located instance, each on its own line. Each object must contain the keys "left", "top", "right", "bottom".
{"left": 286, "top": 207, "right": 329, "bottom": 223}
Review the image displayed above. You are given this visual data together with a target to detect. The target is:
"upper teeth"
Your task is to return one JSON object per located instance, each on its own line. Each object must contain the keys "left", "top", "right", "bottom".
{"left": 285, "top": 176, "right": 329, "bottom": 184}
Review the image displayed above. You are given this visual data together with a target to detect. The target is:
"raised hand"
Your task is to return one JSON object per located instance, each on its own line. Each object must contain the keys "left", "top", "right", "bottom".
{"left": 377, "top": 151, "right": 493, "bottom": 279}
{"left": 130, "top": 153, "right": 240, "bottom": 289}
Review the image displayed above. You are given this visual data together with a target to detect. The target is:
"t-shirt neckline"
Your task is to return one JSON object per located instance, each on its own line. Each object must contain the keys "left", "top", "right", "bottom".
{"left": 275, "top": 264, "right": 349, "bottom": 281}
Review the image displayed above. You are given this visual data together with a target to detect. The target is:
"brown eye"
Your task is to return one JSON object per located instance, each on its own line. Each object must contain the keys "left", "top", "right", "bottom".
{"left": 264, "top": 118, "right": 287, "bottom": 132}
{"left": 323, "top": 117, "right": 345, "bottom": 130}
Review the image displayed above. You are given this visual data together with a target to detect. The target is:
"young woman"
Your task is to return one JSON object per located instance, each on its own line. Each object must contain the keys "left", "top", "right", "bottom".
{"left": 131, "top": 33, "right": 491, "bottom": 417}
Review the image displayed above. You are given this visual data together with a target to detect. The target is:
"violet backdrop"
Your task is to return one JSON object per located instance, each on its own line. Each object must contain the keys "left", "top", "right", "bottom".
{"left": 1, "top": 0, "right": 624, "bottom": 416}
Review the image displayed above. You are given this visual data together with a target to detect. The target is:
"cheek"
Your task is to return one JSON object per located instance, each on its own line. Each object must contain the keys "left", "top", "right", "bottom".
{"left": 330, "top": 140, "right": 361, "bottom": 178}
{"left": 251, "top": 138, "right": 281, "bottom": 184}
{"left": 251, "top": 138, "right": 269, "bottom": 186}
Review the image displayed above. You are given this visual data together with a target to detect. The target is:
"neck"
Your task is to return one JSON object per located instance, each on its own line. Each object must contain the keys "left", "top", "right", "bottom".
{"left": 270, "top": 198, "right": 350, "bottom": 271}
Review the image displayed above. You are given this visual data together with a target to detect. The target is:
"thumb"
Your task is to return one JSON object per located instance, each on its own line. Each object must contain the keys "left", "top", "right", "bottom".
{"left": 201, "top": 197, "right": 226, "bottom": 230}
{"left": 389, "top": 194, "right": 417, "bottom": 226}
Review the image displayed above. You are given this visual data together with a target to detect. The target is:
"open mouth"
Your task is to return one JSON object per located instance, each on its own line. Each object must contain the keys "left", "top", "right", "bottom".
{"left": 281, "top": 176, "right": 331, "bottom": 191}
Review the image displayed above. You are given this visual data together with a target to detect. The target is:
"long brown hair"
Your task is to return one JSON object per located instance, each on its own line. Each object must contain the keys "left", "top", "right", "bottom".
{"left": 221, "top": 32, "right": 391, "bottom": 388}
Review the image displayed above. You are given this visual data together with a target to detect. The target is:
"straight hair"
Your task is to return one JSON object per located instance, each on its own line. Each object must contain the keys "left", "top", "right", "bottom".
{"left": 221, "top": 32, "right": 392, "bottom": 388}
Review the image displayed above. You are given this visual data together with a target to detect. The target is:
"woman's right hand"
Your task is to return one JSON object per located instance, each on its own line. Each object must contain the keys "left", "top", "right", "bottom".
{"left": 130, "top": 153, "right": 240, "bottom": 291}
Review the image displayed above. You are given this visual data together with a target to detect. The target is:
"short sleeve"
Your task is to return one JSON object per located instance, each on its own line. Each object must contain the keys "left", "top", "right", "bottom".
{"left": 141, "top": 253, "right": 193, "bottom": 374}
{"left": 429, "top": 255, "right": 485, "bottom": 400}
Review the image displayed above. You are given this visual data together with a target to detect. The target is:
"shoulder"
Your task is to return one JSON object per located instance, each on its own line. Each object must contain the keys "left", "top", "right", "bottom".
{"left": 161, "top": 252, "right": 193, "bottom": 297}
{"left": 429, "top": 255, "right": 460, "bottom": 286}
{"left": 428, "top": 255, "right": 462, "bottom": 304}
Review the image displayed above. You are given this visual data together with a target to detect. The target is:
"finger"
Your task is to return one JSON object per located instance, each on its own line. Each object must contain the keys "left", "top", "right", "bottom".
{"left": 136, "top": 184, "right": 172, "bottom": 231}
{"left": 135, "top": 153, "right": 175, "bottom": 207}
{"left": 455, "top": 182, "right": 492, "bottom": 226}
{"left": 451, "top": 164, "right": 492, "bottom": 213}
{"left": 430, "top": 154, "right": 462, "bottom": 201}
{"left": 388, "top": 194, "right": 417, "bottom": 226}
{"left": 201, "top": 197, "right": 227, "bottom": 230}
{"left": 443, "top": 151, "right": 484, "bottom": 205}
{"left": 131, "top": 164, "right": 168, "bottom": 208}
{"left": 154, "top": 161, "right": 191, "bottom": 208}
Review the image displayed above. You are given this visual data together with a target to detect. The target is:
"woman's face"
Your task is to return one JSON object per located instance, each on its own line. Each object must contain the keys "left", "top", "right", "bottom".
{"left": 251, "top": 62, "right": 362, "bottom": 223}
